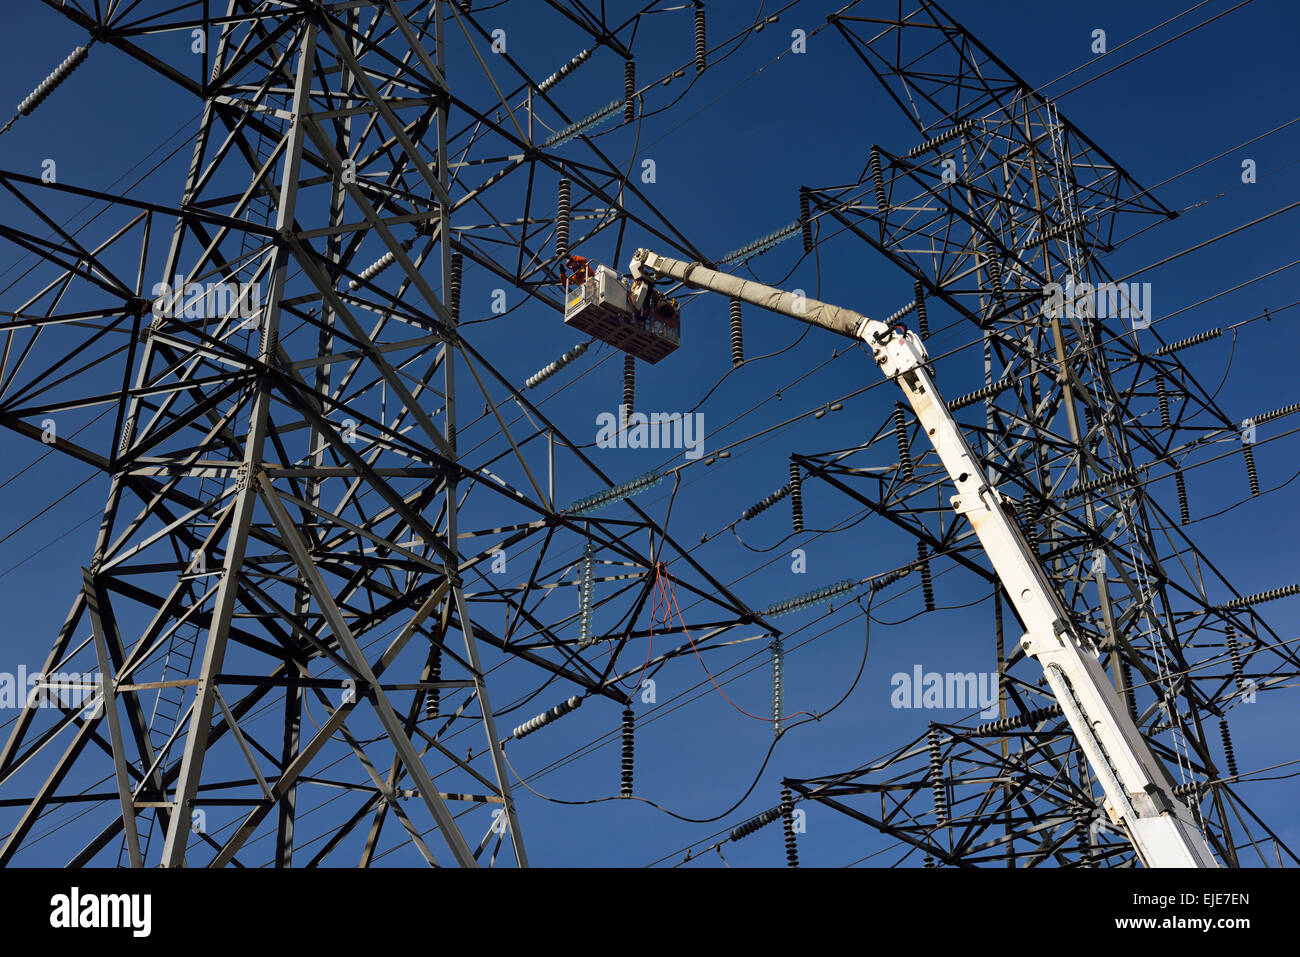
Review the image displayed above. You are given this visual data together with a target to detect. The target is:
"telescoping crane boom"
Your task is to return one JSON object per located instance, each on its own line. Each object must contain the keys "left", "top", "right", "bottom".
{"left": 628, "top": 249, "right": 1219, "bottom": 869}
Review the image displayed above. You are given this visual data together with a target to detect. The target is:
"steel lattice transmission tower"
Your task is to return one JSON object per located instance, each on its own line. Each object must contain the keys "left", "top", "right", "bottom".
{"left": 0, "top": 1, "right": 763, "bottom": 866}
{"left": 779, "top": 1, "right": 1300, "bottom": 866}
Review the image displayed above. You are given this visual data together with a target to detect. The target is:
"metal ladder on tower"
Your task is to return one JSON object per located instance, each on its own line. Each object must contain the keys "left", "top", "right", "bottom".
{"left": 118, "top": 25, "right": 291, "bottom": 869}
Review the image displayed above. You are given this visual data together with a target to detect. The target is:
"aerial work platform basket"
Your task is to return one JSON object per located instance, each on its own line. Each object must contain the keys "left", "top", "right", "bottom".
{"left": 562, "top": 256, "right": 680, "bottom": 363}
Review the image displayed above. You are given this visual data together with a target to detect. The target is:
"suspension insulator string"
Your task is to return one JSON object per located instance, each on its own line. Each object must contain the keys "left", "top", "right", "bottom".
{"left": 1075, "top": 808, "right": 1095, "bottom": 865}
{"left": 885, "top": 299, "right": 918, "bottom": 326}
{"left": 1219, "top": 718, "right": 1238, "bottom": 778}
{"left": 525, "top": 340, "right": 589, "bottom": 390}
{"left": 348, "top": 239, "right": 414, "bottom": 290}
{"left": 951, "top": 380, "right": 1008, "bottom": 410}
{"left": 448, "top": 252, "right": 463, "bottom": 321}
{"left": 512, "top": 695, "right": 582, "bottom": 739}
{"left": 555, "top": 178, "right": 571, "bottom": 260}
{"left": 425, "top": 642, "right": 442, "bottom": 721}
{"left": 1021, "top": 495, "right": 1042, "bottom": 550}
{"left": 2, "top": 44, "right": 92, "bottom": 136}
{"left": 1226, "top": 624, "right": 1243, "bottom": 690}
{"left": 928, "top": 723, "right": 948, "bottom": 827}
{"left": 624, "top": 60, "right": 636, "bottom": 123}
{"left": 984, "top": 243, "right": 1006, "bottom": 310}
{"left": 913, "top": 280, "right": 929, "bottom": 338}
{"left": 578, "top": 540, "right": 596, "bottom": 648}
{"left": 1175, "top": 468, "right": 1190, "bottom": 524}
{"left": 729, "top": 298, "right": 744, "bottom": 367}
{"left": 1156, "top": 375, "right": 1171, "bottom": 428}
{"left": 893, "top": 403, "right": 914, "bottom": 482}
{"left": 1219, "top": 583, "right": 1300, "bottom": 610}
{"left": 622, "top": 354, "right": 635, "bottom": 430}
{"left": 973, "top": 703, "right": 1063, "bottom": 736}
{"left": 694, "top": 4, "right": 706, "bottom": 73}
{"left": 780, "top": 786, "right": 799, "bottom": 867}
{"left": 741, "top": 482, "right": 790, "bottom": 522}
{"left": 789, "top": 458, "right": 804, "bottom": 533}
{"left": 720, "top": 222, "right": 799, "bottom": 264}
{"left": 728, "top": 805, "right": 782, "bottom": 841}
{"left": 870, "top": 147, "right": 887, "bottom": 212}
{"left": 1120, "top": 660, "right": 1139, "bottom": 723}
{"left": 906, "top": 118, "right": 977, "bottom": 159}
{"left": 770, "top": 637, "right": 785, "bottom": 735}
{"left": 917, "top": 540, "right": 934, "bottom": 611}
{"left": 445, "top": 252, "right": 463, "bottom": 455}
{"left": 799, "top": 187, "right": 813, "bottom": 253}
{"left": 761, "top": 579, "right": 859, "bottom": 619}
{"left": 1153, "top": 327, "right": 1222, "bottom": 356}
{"left": 621, "top": 707, "right": 635, "bottom": 797}
{"left": 1243, "top": 442, "right": 1260, "bottom": 496}
{"left": 537, "top": 47, "right": 592, "bottom": 93}
{"left": 566, "top": 470, "right": 664, "bottom": 516}
{"left": 543, "top": 99, "right": 623, "bottom": 148}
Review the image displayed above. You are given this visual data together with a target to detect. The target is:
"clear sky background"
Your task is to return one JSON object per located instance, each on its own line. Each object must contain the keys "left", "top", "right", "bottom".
{"left": 0, "top": 0, "right": 1297, "bottom": 867}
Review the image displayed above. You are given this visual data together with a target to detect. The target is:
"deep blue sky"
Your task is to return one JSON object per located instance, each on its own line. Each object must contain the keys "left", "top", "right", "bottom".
{"left": 0, "top": 1, "right": 1297, "bottom": 867}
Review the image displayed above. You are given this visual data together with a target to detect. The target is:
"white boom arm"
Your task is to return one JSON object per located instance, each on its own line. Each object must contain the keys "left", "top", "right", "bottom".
{"left": 630, "top": 249, "right": 1219, "bottom": 868}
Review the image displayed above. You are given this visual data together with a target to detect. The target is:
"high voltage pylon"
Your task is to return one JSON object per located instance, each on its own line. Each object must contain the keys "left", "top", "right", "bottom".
{"left": 0, "top": 1, "right": 766, "bottom": 867}
{"left": 0, "top": 0, "right": 1296, "bottom": 870}
{"left": 780, "top": 0, "right": 1300, "bottom": 867}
